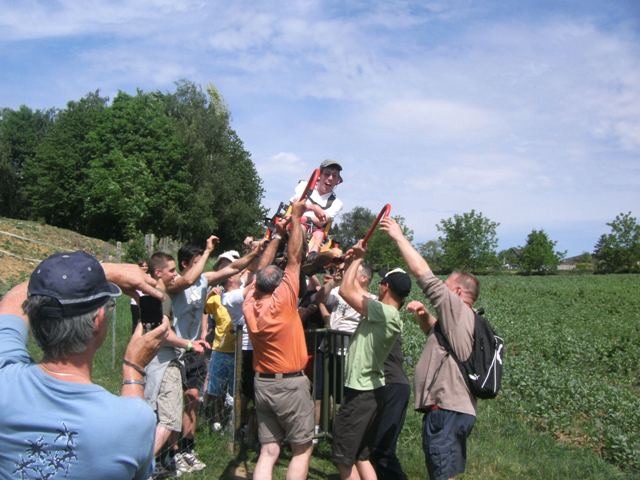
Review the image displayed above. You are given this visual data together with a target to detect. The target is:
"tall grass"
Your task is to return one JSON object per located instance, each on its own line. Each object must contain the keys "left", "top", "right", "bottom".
{"left": 24, "top": 274, "right": 637, "bottom": 479}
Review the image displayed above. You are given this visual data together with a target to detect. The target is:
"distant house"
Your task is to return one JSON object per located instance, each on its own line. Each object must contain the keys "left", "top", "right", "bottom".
{"left": 558, "top": 263, "right": 577, "bottom": 271}
{"left": 559, "top": 253, "right": 593, "bottom": 272}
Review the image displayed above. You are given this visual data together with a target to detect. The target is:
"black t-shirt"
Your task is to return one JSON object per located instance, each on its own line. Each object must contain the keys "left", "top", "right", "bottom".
{"left": 384, "top": 336, "right": 409, "bottom": 385}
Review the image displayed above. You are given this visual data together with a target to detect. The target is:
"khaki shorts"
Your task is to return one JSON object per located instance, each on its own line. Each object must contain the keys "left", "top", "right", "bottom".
{"left": 156, "top": 363, "right": 183, "bottom": 432}
{"left": 254, "top": 374, "right": 314, "bottom": 445}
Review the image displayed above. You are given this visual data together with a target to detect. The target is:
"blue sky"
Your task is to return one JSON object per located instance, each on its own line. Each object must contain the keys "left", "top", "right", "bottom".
{"left": 1, "top": 0, "right": 638, "bottom": 256}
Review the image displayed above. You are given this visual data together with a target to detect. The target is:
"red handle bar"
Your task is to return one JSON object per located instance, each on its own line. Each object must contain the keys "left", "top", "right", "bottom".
{"left": 362, "top": 204, "right": 391, "bottom": 247}
{"left": 299, "top": 168, "right": 321, "bottom": 202}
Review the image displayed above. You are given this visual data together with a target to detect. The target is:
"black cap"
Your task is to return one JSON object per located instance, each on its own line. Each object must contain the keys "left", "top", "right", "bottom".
{"left": 28, "top": 251, "right": 121, "bottom": 317}
{"left": 380, "top": 268, "right": 412, "bottom": 298}
{"left": 319, "top": 159, "right": 342, "bottom": 171}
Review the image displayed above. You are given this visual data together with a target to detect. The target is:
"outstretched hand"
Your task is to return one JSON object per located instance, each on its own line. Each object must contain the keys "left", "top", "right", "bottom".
{"left": 290, "top": 199, "right": 307, "bottom": 219}
{"left": 344, "top": 240, "right": 366, "bottom": 264}
{"left": 250, "top": 238, "right": 268, "bottom": 254}
{"left": 125, "top": 317, "right": 170, "bottom": 368}
{"left": 206, "top": 235, "right": 219, "bottom": 253}
{"left": 274, "top": 216, "right": 289, "bottom": 237}
{"left": 102, "top": 263, "right": 163, "bottom": 300}
{"left": 380, "top": 217, "right": 404, "bottom": 242}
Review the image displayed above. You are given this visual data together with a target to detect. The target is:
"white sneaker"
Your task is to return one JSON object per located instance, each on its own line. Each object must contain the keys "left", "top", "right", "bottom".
{"left": 174, "top": 452, "right": 194, "bottom": 477}
{"left": 183, "top": 451, "right": 206, "bottom": 471}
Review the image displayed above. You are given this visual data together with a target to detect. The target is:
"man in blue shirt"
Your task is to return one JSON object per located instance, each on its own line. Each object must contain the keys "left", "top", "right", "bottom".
{"left": 0, "top": 251, "right": 167, "bottom": 480}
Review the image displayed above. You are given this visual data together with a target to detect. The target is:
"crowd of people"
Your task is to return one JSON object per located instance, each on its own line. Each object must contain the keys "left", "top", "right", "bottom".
{"left": 0, "top": 159, "right": 482, "bottom": 480}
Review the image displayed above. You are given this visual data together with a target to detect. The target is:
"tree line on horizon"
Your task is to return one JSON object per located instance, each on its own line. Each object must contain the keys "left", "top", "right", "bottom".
{"left": 0, "top": 80, "right": 265, "bottom": 251}
{"left": 1, "top": 81, "right": 637, "bottom": 274}
{"left": 332, "top": 208, "right": 640, "bottom": 275}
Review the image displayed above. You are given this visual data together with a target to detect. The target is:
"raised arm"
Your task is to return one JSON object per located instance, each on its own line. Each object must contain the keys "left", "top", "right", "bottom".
{"left": 314, "top": 273, "right": 337, "bottom": 306}
{"left": 0, "top": 281, "right": 29, "bottom": 324}
{"left": 168, "top": 235, "right": 218, "bottom": 293}
{"left": 286, "top": 199, "right": 306, "bottom": 271}
{"left": 338, "top": 242, "right": 371, "bottom": 316}
{"left": 205, "top": 239, "right": 265, "bottom": 286}
{"left": 257, "top": 220, "right": 287, "bottom": 272}
{"left": 101, "top": 263, "right": 164, "bottom": 300}
{"left": 380, "top": 217, "right": 430, "bottom": 278}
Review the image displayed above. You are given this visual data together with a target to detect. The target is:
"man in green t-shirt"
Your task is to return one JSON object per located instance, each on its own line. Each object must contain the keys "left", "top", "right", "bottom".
{"left": 331, "top": 240, "right": 411, "bottom": 480}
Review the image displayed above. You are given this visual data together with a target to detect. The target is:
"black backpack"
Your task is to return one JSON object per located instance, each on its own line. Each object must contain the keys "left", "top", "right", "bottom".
{"left": 433, "top": 308, "right": 504, "bottom": 399}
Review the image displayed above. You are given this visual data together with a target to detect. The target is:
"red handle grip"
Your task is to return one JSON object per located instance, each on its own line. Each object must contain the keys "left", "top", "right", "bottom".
{"left": 299, "top": 168, "right": 321, "bottom": 202}
{"left": 362, "top": 204, "right": 391, "bottom": 247}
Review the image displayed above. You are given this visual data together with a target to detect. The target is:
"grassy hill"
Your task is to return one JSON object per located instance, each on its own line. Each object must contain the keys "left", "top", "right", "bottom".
{"left": 0, "top": 217, "right": 118, "bottom": 293}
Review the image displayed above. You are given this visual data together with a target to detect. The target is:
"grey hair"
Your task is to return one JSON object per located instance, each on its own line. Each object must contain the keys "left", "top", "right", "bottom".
{"left": 255, "top": 265, "right": 284, "bottom": 294}
{"left": 358, "top": 263, "right": 373, "bottom": 282}
{"left": 451, "top": 271, "right": 480, "bottom": 303}
{"left": 23, "top": 295, "right": 102, "bottom": 361}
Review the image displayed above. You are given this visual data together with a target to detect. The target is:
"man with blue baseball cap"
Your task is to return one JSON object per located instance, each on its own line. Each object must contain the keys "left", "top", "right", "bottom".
{"left": 0, "top": 251, "right": 167, "bottom": 479}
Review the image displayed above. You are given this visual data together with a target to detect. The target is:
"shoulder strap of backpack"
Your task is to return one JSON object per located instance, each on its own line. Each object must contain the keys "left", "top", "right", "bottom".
{"left": 433, "top": 320, "right": 462, "bottom": 364}
{"left": 308, "top": 192, "right": 336, "bottom": 209}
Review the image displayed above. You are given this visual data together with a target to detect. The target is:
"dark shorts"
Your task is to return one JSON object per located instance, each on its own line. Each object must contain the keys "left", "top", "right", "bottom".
{"left": 241, "top": 350, "right": 255, "bottom": 401}
{"left": 181, "top": 352, "right": 208, "bottom": 391}
{"left": 422, "top": 408, "right": 475, "bottom": 480}
{"left": 332, "top": 387, "right": 385, "bottom": 466}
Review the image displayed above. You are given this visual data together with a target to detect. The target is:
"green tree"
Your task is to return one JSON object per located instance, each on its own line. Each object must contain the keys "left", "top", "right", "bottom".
{"left": 437, "top": 209, "right": 499, "bottom": 273}
{"left": 418, "top": 239, "right": 444, "bottom": 272}
{"left": 331, "top": 206, "right": 376, "bottom": 248}
{"left": 23, "top": 92, "right": 108, "bottom": 230}
{"left": 519, "top": 229, "right": 565, "bottom": 275}
{"left": 593, "top": 212, "right": 640, "bottom": 273}
{"left": 11, "top": 81, "right": 264, "bottom": 248}
{"left": 81, "top": 90, "right": 187, "bottom": 240}
{"left": 0, "top": 106, "right": 54, "bottom": 217}
{"left": 365, "top": 215, "right": 413, "bottom": 272}
{"left": 163, "top": 80, "right": 264, "bottom": 248}
{"left": 124, "top": 234, "right": 148, "bottom": 263}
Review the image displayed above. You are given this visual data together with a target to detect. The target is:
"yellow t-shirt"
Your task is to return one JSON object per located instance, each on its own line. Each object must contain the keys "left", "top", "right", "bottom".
{"left": 205, "top": 294, "right": 236, "bottom": 353}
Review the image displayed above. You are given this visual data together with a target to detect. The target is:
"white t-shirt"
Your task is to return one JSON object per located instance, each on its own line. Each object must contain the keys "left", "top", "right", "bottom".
{"left": 291, "top": 181, "right": 343, "bottom": 222}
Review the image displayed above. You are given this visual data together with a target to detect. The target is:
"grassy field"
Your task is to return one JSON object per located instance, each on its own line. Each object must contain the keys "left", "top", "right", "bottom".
{"left": 5, "top": 218, "right": 638, "bottom": 478}
{"left": 43, "top": 273, "right": 634, "bottom": 479}
{"left": 17, "top": 272, "right": 640, "bottom": 479}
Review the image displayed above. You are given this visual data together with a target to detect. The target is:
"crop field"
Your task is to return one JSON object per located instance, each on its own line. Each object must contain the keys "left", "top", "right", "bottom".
{"left": 22, "top": 273, "right": 640, "bottom": 479}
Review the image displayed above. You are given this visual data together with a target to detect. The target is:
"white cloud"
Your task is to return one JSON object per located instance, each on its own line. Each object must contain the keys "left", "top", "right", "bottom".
{"left": 256, "top": 152, "right": 308, "bottom": 178}
{"left": 0, "top": 0, "right": 198, "bottom": 39}
{"left": 1, "top": 0, "right": 638, "bottom": 256}
{"left": 370, "top": 98, "right": 501, "bottom": 142}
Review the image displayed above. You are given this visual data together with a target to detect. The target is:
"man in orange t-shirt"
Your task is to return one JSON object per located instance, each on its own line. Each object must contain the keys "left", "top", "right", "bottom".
{"left": 243, "top": 199, "right": 314, "bottom": 480}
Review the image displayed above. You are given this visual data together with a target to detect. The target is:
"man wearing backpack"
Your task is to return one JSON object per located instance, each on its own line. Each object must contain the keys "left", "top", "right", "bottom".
{"left": 381, "top": 217, "right": 478, "bottom": 480}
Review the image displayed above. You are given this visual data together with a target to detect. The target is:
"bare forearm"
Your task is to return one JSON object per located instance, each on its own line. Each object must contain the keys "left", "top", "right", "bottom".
{"left": 315, "top": 279, "right": 336, "bottom": 305}
{"left": 287, "top": 221, "right": 303, "bottom": 266}
{"left": 257, "top": 237, "right": 281, "bottom": 271}
{"left": 395, "top": 235, "right": 430, "bottom": 278}
{"left": 179, "top": 249, "right": 212, "bottom": 285}
{"left": 339, "top": 258, "right": 367, "bottom": 313}
{"left": 206, "top": 251, "right": 258, "bottom": 285}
